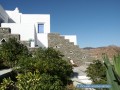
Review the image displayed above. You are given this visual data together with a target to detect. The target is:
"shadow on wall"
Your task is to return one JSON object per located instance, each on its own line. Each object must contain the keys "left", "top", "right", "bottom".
{"left": 0, "top": 18, "right": 4, "bottom": 27}
{"left": 34, "top": 26, "right": 37, "bottom": 46}
{"left": 37, "top": 40, "right": 46, "bottom": 48}
{"left": 34, "top": 26, "right": 46, "bottom": 48}
{"left": 8, "top": 18, "right": 15, "bottom": 23}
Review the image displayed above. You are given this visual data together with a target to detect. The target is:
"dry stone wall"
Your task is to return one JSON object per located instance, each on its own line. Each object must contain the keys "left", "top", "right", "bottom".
{"left": 48, "top": 33, "right": 92, "bottom": 66}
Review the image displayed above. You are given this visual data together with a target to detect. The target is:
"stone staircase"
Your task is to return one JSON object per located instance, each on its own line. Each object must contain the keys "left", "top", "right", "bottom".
{"left": 0, "top": 28, "right": 93, "bottom": 66}
{"left": 48, "top": 33, "right": 91, "bottom": 66}
{"left": 0, "top": 27, "right": 30, "bottom": 47}
{"left": 0, "top": 27, "right": 20, "bottom": 41}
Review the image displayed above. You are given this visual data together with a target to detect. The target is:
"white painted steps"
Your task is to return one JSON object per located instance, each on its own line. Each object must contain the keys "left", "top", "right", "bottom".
{"left": 0, "top": 68, "right": 12, "bottom": 76}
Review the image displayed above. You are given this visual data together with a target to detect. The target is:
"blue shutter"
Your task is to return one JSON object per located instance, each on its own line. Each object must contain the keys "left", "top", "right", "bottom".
{"left": 38, "top": 24, "right": 44, "bottom": 33}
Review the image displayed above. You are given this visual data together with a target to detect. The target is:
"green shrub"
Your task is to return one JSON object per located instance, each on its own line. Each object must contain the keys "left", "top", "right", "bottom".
{"left": 85, "top": 60, "right": 107, "bottom": 84}
{"left": 0, "top": 78, "right": 16, "bottom": 90}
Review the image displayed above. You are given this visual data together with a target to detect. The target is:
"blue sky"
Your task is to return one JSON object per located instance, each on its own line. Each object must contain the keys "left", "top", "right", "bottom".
{"left": 0, "top": 0, "right": 120, "bottom": 48}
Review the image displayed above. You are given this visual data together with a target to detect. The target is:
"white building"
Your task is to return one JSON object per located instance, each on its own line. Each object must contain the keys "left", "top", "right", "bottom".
{"left": 0, "top": 5, "right": 77, "bottom": 48}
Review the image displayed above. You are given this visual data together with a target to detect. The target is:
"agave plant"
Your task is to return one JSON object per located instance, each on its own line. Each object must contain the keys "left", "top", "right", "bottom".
{"left": 104, "top": 55, "right": 120, "bottom": 90}
{"left": 113, "top": 55, "right": 120, "bottom": 82}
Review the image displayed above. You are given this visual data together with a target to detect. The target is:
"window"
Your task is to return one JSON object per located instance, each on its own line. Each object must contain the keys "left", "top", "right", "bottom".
{"left": 0, "top": 19, "right": 4, "bottom": 27}
{"left": 38, "top": 24, "right": 44, "bottom": 33}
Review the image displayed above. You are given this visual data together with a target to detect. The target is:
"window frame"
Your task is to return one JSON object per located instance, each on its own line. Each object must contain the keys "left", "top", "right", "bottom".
{"left": 38, "top": 23, "right": 44, "bottom": 33}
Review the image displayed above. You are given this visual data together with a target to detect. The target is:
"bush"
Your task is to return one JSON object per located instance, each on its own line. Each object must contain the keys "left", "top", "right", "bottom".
{"left": 85, "top": 60, "right": 107, "bottom": 84}
{"left": 0, "top": 38, "right": 73, "bottom": 89}
{"left": 0, "top": 38, "right": 31, "bottom": 68}
{"left": 18, "top": 47, "right": 73, "bottom": 85}
{"left": 0, "top": 78, "right": 16, "bottom": 90}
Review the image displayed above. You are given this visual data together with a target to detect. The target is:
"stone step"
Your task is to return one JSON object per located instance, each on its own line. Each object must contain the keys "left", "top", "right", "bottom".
{"left": 3, "top": 34, "right": 20, "bottom": 41}
{"left": 59, "top": 36, "right": 65, "bottom": 40}
{"left": 58, "top": 36, "right": 76, "bottom": 46}
{"left": 48, "top": 33, "right": 86, "bottom": 66}
{"left": 28, "top": 47, "right": 39, "bottom": 53}
{"left": 0, "top": 27, "right": 11, "bottom": 34}
{"left": 0, "top": 33, "right": 5, "bottom": 40}
{"left": 48, "top": 33, "right": 60, "bottom": 36}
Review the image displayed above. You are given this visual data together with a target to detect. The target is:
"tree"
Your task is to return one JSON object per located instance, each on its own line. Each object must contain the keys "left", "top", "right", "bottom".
{"left": 0, "top": 38, "right": 73, "bottom": 89}
{"left": 36, "top": 47, "right": 73, "bottom": 85}
{"left": 85, "top": 60, "right": 107, "bottom": 84}
{"left": 18, "top": 47, "right": 73, "bottom": 85}
{"left": 0, "top": 38, "right": 31, "bottom": 68}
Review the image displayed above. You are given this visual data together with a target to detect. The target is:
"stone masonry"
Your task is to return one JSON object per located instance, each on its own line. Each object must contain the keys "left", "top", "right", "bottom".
{"left": 0, "top": 27, "right": 20, "bottom": 41}
{"left": 48, "top": 33, "right": 92, "bottom": 66}
{"left": 0, "top": 27, "right": 30, "bottom": 47}
{"left": 0, "top": 28, "right": 92, "bottom": 66}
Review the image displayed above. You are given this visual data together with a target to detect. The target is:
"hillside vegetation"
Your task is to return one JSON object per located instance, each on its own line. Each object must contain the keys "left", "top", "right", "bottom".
{"left": 0, "top": 38, "right": 73, "bottom": 90}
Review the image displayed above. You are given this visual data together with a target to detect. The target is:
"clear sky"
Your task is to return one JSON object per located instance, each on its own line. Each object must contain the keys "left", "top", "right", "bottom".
{"left": 0, "top": 0, "right": 120, "bottom": 48}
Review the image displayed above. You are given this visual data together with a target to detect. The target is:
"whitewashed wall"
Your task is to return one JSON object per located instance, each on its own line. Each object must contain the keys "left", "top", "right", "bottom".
{"left": 1, "top": 23, "right": 34, "bottom": 41}
{"left": 6, "top": 10, "right": 21, "bottom": 23}
{"left": 37, "top": 33, "right": 48, "bottom": 47}
{"left": 6, "top": 9, "right": 50, "bottom": 33}
{"left": 1, "top": 23, "right": 48, "bottom": 47}
{"left": 21, "top": 14, "right": 50, "bottom": 33}
{"left": 1, "top": 6, "right": 50, "bottom": 48}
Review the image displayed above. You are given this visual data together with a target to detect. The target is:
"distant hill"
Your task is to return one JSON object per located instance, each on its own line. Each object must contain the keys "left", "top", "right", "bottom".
{"left": 83, "top": 47, "right": 95, "bottom": 50}
{"left": 83, "top": 45, "right": 120, "bottom": 60}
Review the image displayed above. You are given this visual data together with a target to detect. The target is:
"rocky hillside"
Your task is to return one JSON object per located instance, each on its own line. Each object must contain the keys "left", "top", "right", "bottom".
{"left": 83, "top": 45, "right": 120, "bottom": 60}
